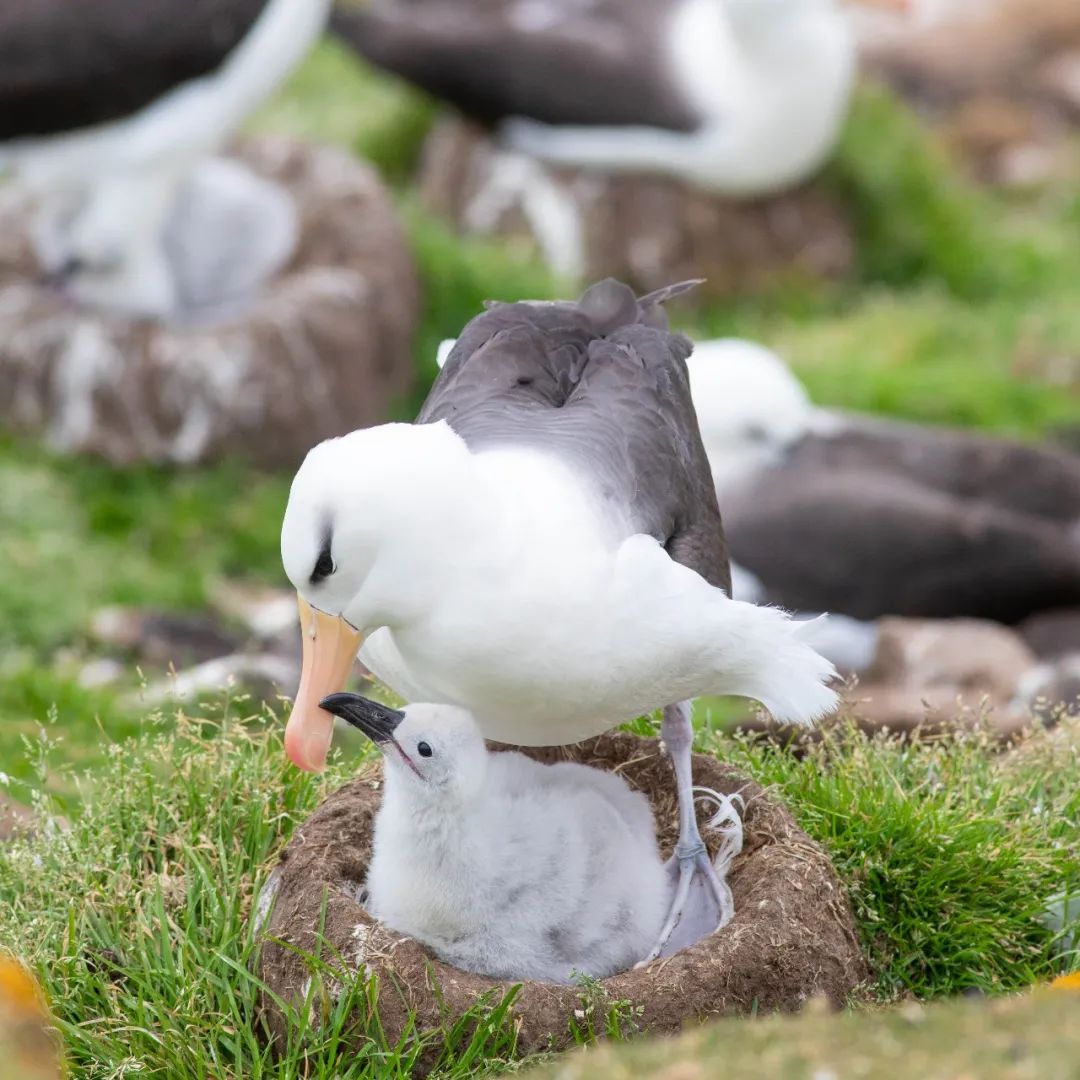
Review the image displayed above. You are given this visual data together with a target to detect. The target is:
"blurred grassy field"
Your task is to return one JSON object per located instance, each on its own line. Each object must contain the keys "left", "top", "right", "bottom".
{"left": 536, "top": 989, "right": 1080, "bottom": 1080}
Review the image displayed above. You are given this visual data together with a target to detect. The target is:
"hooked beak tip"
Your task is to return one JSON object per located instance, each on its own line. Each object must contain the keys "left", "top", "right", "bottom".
{"left": 318, "top": 692, "right": 404, "bottom": 745}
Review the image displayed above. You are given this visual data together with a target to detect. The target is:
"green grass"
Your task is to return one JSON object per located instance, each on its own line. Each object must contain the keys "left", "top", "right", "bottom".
{"left": 715, "top": 721, "right": 1080, "bottom": 999}
{"left": 531, "top": 990, "right": 1080, "bottom": 1080}
{"left": 249, "top": 38, "right": 436, "bottom": 185}
{"left": 1, "top": 715, "right": 1076, "bottom": 1077}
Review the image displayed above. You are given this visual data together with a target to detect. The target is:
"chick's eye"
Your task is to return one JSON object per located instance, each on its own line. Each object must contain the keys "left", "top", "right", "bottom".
{"left": 417, "top": 741, "right": 433, "bottom": 758}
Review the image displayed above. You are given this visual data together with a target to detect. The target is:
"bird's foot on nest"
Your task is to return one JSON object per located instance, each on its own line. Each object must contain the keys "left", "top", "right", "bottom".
{"left": 637, "top": 787, "right": 743, "bottom": 966}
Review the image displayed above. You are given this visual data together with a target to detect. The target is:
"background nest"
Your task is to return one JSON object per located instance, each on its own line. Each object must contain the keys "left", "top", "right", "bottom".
{"left": 255, "top": 731, "right": 868, "bottom": 1061}
{"left": 0, "top": 136, "right": 419, "bottom": 469}
{"left": 417, "top": 119, "right": 855, "bottom": 302}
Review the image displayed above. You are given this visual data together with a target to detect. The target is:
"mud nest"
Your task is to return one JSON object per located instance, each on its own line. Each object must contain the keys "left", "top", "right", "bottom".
{"left": 416, "top": 119, "right": 854, "bottom": 304}
{"left": 0, "top": 136, "right": 419, "bottom": 468}
{"left": 255, "top": 730, "right": 868, "bottom": 1060}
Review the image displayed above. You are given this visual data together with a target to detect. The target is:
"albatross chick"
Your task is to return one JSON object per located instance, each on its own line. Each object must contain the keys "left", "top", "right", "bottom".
{"left": 322, "top": 695, "right": 742, "bottom": 981}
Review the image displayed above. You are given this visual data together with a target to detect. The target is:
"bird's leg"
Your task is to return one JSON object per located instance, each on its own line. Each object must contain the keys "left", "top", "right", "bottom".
{"left": 641, "top": 701, "right": 737, "bottom": 964}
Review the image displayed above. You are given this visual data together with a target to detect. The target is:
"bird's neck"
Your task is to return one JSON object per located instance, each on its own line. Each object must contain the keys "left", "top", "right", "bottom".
{"left": 379, "top": 774, "right": 476, "bottom": 852}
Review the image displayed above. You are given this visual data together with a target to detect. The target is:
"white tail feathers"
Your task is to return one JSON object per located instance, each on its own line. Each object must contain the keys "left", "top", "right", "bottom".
{"left": 723, "top": 604, "right": 839, "bottom": 726}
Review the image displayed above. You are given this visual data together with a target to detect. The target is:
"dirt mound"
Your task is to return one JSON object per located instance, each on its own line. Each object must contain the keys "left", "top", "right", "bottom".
{"left": 0, "top": 136, "right": 419, "bottom": 468}
{"left": 255, "top": 731, "right": 867, "bottom": 1063}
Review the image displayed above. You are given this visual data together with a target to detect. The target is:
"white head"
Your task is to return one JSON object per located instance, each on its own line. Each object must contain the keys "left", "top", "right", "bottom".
{"left": 281, "top": 421, "right": 473, "bottom": 629}
{"left": 280, "top": 421, "right": 474, "bottom": 773}
{"left": 320, "top": 695, "right": 488, "bottom": 805}
{"left": 685, "top": 338, "right": 835, "bottom": 495}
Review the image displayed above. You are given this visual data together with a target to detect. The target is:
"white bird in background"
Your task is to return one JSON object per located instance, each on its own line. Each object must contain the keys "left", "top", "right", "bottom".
{"left": 0, "top": 0, "right": 331, "bottom": 320}
{"left": 684, "top": 339, "right": 1080, "bottom": 625}
{"left": 281, "top": 279, "right": 837, "bottom": 961}
{"left": 332, "top": 0, "right": 909, "bottom": 196}
{"left": 320, "top": 694, "right": 712, "bottom": 982}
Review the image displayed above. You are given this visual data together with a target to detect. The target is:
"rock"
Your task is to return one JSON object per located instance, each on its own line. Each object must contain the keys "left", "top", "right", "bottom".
{"left": 1015, "top": 655, "right": 1080, "bottom": 723}
{"left": 135, "top": 652, "right": 301, "bottom": 709}
{"left": 91, "top": 606, "right": 245, "bottom": 667}
{"left": 1018, "top": 608, "right": 1080, "bottom": 660}
{"left": 210, "top": 583, "right": 299, "bottom": 643}
{"left": 738, "top": 617, "right": 1060, "bottom": 747}
{"left": 863, "top": 617, "right": 1036, "bottom": 699}
{"left": 0, "top": 136, "right": 420, "bottom": 468}
{"left": 417, "top": 118, "right": 854, "bottom": 302}
{"left": 0, "top": 795, "right": 67, "bottom": 844}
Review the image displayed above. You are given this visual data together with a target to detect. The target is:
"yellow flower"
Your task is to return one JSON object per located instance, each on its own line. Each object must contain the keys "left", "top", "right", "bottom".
{"left": 0, "top": 955, "right": 62, "bottom": 1080}
{"left": 1050, "top": 971, "right": 1080, "bottom": 991}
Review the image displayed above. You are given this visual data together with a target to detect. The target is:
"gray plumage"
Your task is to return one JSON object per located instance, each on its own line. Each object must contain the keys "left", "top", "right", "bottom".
{"left": 418, "top": 277, "right": 731, "bottom": 593}
{"left": 687, "top": 338, "right": 1080, "bottom": 625}
{"left": 324, "top": 696, "right": 670, "bottom": 983}
{"left": 726, "top": 418, "right": 1080, "bottom": 623}
{"left": 330, "top": 0, "right": 700, "bottom": 132}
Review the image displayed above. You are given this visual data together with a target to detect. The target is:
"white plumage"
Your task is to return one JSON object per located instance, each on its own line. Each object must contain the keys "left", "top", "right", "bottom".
{"left": 282, "top": 423, "right": 838, "bottom": 748}
{"left": 336, "top": 699, "right": 673, "bottom": 982}
{"left": 499, "top": 0, "right": 858, "bottom": 195}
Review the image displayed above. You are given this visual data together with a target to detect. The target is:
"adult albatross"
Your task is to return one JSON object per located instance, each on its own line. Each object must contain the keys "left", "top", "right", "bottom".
{"left": 0, "top": 0, "right": 331, "bottom": 319}
{"left": 281, "top": 279, "right": 837, "bottom": 958}
{"left": 687, "top": 339, "right": 1080, "bottom": 624}
{"left": 332, "top": 0, "right": 907, "bottom": 195}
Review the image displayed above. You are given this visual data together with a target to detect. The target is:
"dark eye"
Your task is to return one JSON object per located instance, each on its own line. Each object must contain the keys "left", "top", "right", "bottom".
{"left": 310, "top": 545, "right": 335, "bottom": 584}
{"left": 417, "top": 741, "right": 433, "bottom": 758}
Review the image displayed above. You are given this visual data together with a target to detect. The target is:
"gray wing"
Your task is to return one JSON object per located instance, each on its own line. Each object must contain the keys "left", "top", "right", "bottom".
{"left": 793, "top": 418, "right": 1080, "bottom": 526}
{"left": 0, "top": 0, "right": 271, "bottom": 140}
{"left": 418, "top": 279, "right": 730, "bottom": 591}
{"left": 725, "top": 466, "right": 1080, "bottom": 623}
{"left": 330, "top": 0, "right": 700, "bottom": 131}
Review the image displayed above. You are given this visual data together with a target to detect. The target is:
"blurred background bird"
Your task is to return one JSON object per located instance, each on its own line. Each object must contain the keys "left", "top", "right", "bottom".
{"left": 0, "top": 0, "right": 332, "bottom": 320}
{"left": 333, "top": 0, "right": 910, "bottom": 195}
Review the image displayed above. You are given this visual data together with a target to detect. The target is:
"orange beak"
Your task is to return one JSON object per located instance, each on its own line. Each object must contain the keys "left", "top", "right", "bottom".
{"left": 285, "top": 595, "right": 365, "bottom": 772}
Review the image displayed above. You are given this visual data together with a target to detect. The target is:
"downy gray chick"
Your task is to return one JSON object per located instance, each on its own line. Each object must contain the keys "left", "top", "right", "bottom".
{"left": 320, "top": 693, "right": 672, "bottom": 983}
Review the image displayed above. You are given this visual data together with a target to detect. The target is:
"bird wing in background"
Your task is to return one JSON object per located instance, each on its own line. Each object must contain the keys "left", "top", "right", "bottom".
{"left": 725, "top": 466, "right": 1080, "bottom": 623}
{"left": 0, "top": 0, "right": 271, "bottom": 140}
{"left": 417, "top": 278, "right": 731, "bottom": 591}
{"left": 329, "top": 0, "right": 701, "bottom": 131}
{"left": 793, "top": 417, "right": 1080, "bottom": 527}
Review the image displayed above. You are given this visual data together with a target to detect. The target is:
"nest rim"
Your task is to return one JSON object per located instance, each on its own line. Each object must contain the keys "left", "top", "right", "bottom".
{"left": 255, "top": 730, "right": 868, "bottom": 1060}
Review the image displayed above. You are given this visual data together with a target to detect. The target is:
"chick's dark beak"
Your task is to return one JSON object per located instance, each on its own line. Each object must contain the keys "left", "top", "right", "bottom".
{"left": 319, "top": 692, "right": 405, "bottom": 745}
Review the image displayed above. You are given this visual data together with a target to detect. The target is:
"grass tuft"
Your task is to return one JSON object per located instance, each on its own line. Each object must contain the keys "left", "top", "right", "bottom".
{"left": 710, "top": 719, "right": 1080, "bottom": 999}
